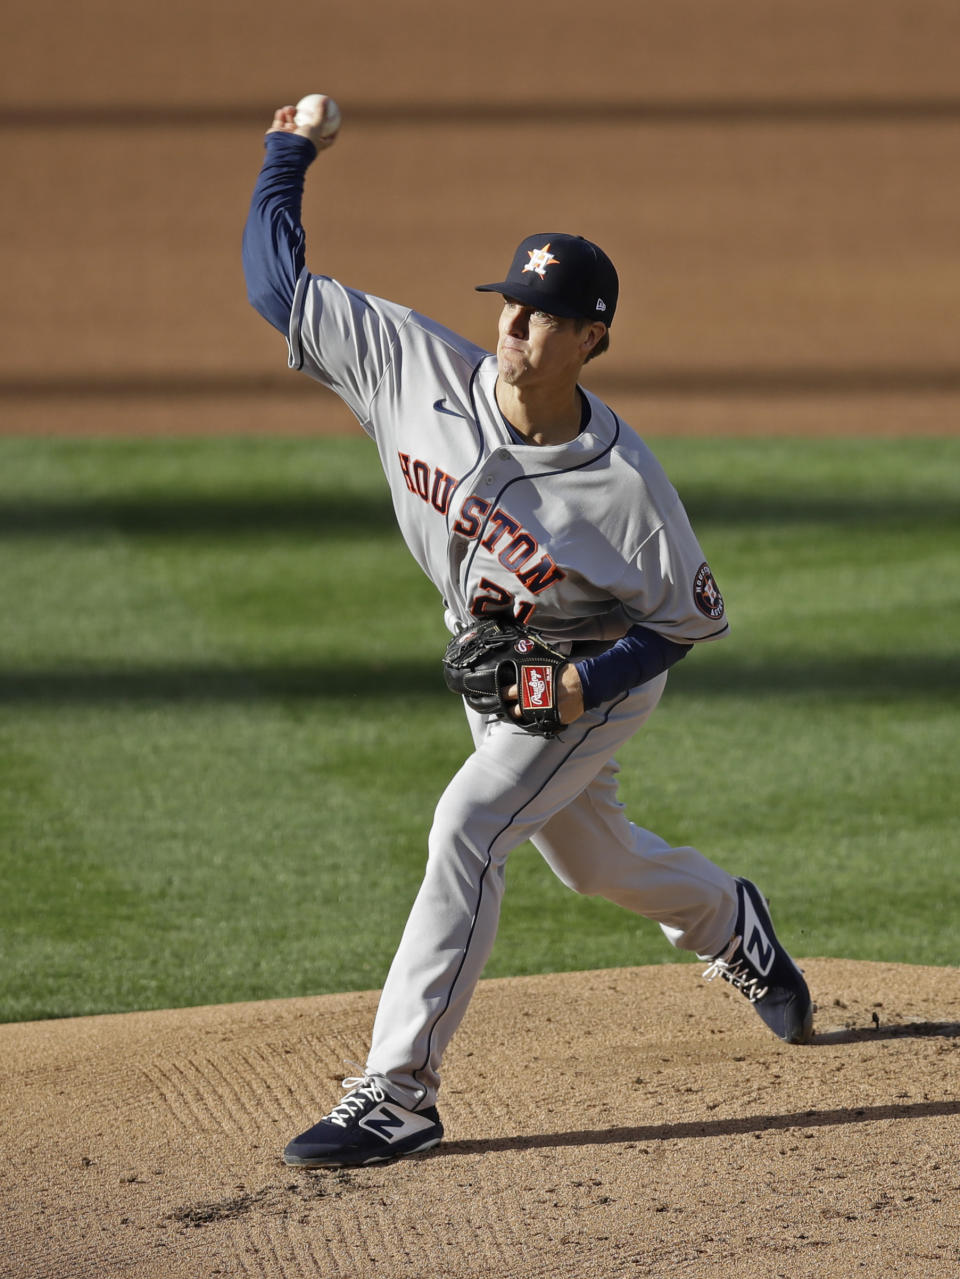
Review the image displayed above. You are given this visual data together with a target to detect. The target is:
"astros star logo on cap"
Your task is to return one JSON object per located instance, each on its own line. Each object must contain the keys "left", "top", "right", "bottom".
{"left": 522, "top": 244, "right": 560, "bottom": 279}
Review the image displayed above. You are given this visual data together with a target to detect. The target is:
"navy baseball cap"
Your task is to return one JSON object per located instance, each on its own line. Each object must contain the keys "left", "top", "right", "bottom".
{"left": 476, "top": 232, "right": 618, "bottom": 325}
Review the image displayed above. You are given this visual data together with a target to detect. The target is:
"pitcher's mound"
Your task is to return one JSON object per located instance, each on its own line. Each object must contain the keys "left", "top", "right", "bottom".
{"left": 2, "top": 959, "right": 958, "bottom": 1278}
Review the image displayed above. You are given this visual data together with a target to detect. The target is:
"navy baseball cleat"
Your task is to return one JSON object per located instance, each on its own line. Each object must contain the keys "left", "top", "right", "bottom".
{"left": 283, "top": 1076, "right": 443, "bottom": 1167}
{"left": 702, "top": 877, "right": 813, "bottom": 1045}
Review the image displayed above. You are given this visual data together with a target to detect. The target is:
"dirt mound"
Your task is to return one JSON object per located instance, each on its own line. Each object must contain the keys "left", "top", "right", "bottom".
{"left": 2, "top": 959, "right": 958, "bottom": 1278}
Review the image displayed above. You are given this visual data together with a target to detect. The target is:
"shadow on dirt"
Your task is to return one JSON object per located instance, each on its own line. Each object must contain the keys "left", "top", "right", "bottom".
{"left": 439, "top": 1094, "right": 960, "bottom": 1158}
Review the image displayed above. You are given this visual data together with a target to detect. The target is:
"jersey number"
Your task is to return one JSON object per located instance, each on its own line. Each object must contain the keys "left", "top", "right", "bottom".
{"left": 469, "top": 578, "right": 536, "bottom": 625}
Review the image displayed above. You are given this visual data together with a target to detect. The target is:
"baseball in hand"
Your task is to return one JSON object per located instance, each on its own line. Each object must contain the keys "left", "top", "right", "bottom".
{"left": 294, "top": 93, "right": 341, "bottom": 138}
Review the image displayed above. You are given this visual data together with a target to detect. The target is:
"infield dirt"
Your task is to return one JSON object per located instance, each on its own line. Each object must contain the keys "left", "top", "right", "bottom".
{"left": 2, "top": 961, "right": 959, "bottom": 1278}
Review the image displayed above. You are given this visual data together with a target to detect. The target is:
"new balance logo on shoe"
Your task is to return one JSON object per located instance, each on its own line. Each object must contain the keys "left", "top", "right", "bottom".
{"left": 745, "top": 924, "right": 774, "bottom": 974}
{"left": 359, "top": 1103, "right": 437, "bottom": 1144}
{"left": 741, "top": 892, "right": 775, "bottom": 975}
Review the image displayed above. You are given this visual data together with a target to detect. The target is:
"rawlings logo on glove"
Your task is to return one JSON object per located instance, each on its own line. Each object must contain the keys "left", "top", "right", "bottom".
{"left": 441, "top": 618, "right": 569, "bottom": 738}
{"left": 520, "top": 663, "right": 552, "bottom": 710}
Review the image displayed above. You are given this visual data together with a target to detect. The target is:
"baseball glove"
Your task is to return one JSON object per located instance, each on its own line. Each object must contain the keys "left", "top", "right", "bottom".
{"left": 441, "top": 618, "right": 569, "bottom": 737}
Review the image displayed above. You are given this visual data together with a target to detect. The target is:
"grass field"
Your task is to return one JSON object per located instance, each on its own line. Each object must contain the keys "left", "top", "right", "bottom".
{"left": 0, "top": 434, "right": 957, "bottom": 1023}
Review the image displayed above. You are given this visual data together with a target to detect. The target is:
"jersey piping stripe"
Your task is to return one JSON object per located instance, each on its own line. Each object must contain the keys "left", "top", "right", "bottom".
{"left": 459, "top": 409, "right": 622, "bottom": 601}
{"left": 442, "top": 359, "right": 489, "bottom": 536}
{"left": 288, "top": 268, "right": 311, "bottom": 372}
{"left": 700, "top": 621, "right": 731, "bottom": 639}
{"left": 416, "top": 406, "right": 626, "bottom": 1097}
{"left": 412, "top": 688, "right": 632, "bottom": 1100}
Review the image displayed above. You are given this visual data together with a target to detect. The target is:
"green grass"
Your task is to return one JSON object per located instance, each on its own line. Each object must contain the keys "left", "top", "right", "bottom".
{"left": 0, "top": 435, "right": 957, "bottom": 1022}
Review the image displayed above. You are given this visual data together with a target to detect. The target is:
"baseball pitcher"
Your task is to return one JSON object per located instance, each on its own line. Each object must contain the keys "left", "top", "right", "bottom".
{"left": 242, "top": 96, "right": 813, "bottom": 1169}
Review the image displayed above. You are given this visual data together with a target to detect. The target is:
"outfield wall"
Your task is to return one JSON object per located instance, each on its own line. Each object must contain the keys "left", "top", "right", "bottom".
{"left": 2, "top": 0, "right": 958, "bottom": 436}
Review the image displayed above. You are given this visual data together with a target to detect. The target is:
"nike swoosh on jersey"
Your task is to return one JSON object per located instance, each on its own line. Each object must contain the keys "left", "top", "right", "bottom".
{"left": 433, "top": 398, "right": 468, "bottom": 419}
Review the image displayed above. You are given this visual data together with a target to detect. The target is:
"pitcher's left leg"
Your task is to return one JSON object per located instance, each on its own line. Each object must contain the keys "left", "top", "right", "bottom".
{"left": 531, "top": 757, "right": 811, "bottom": 1043}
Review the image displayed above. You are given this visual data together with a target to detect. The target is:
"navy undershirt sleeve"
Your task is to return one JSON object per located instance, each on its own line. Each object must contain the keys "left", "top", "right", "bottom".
{"left": 242, "top": 132, "right": 317, "bottom": 332}
{"left": 574, "top": 625, "right": 691, "bottom": 710}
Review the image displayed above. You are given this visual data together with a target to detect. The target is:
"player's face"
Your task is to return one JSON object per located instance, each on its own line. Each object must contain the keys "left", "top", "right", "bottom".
{"left": 496, "top": 298, "right": 596, "bottom": 389}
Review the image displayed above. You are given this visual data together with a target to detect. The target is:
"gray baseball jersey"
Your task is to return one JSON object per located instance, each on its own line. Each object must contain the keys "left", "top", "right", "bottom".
{"left": 288, "top": 274, "right": 729, "bottom": 650}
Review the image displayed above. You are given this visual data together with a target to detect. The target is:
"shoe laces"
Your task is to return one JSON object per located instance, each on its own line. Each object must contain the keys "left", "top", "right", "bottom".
{"left": 702, "top": 935, "right": 770, "bottom": 1004}
{"left": 323, "top": 1073, "right": 387, "bottom": 1129}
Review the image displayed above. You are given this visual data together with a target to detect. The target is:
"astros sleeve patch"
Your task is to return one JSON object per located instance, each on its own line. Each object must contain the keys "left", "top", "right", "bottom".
{"left": 693, "top": 563, "right": 725, "bottom": 620}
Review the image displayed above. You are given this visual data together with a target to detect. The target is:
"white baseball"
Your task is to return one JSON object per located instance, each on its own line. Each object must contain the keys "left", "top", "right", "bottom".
{"left": 294, "top": 93, "right": 341, "bottom": 138}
